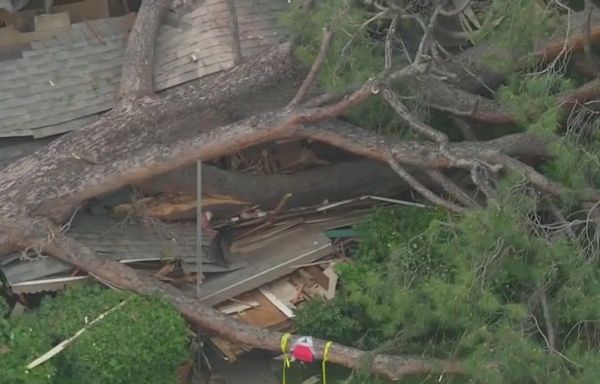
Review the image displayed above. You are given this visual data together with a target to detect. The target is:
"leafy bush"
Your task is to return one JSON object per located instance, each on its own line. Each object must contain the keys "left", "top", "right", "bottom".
{"left": 0, "top": 285, "right": 190, "bottom": 384}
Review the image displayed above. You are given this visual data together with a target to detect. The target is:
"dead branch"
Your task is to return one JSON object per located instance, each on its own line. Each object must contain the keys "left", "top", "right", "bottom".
{"left": 118, "top": 0, "right": 171, "bottom": 98}
{"left": 420, "top": 76, "right": 600, "bottom": 125}
{"left": 36, "top": 230, "right": 466, "bottom": 381}
{"left": 387, "top": 157, "right": 466, "bottom": 213}
{"left": 289, "top": 27, "right": 335, "bottom": 106}
{"left": 416, "top": 77, "right": 515, "bottom": 124}
{"left": 539, "top": 289, "right": 557, "bottom": 351}
{"left": 385, "top": 13, "right": 399, "bottom": 70}
{"left": 425, "top": 169, "right": 480, "bottom": 208}
{"left": 381, "top": 87, "right": 448, "bottom": 144}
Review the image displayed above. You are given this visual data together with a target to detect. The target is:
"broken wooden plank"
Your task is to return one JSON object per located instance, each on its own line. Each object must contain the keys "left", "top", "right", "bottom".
{"left": 303, "top": 265, "right": 330, "bottom": 289}
{"left": 259, "top": 287, "right": 295, "bottom": 318}
{"left": 219, "top": 301, "right": 259, "bottom": 315}
{"left": 323, "top": 264, "right": 338, "bottom": 300}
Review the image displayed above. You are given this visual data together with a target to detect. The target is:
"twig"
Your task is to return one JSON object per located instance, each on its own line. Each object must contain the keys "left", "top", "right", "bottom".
{"left": 381, "top": 87, "right": 448, "bottom": 144}
{"left": 340, "top": 10, "right": 388, "bottom": 60}
{"left": 289, "top": 27, "right": 335, "bottom": 106}
{"left": 413, "top": 6, "right": 441, "bottom": 66}
{"left": 58, "top": 205, "right": 82, "bottom": 233}
{"left": 469, "top": 162, "right": 497, "bottom": 201}
{"left": 539, "top": 289, "right": 557, "bottom": 351}
{"left": 225, "top": 0, "right": 243, "bottom": 65}
{"left": 387, "top": 157, "right": 465, "bottom": 213}
{"left": 548, "top": 201, "right": 578, "bottom": 243}
{"left": 385, "top": 14, "right": 399, "bottom": 70}
{"left": 583, "top": 0, "right": 599, "bottom": 77}
{"left": 425, "top": 169, "right": 480, "bottom": 208}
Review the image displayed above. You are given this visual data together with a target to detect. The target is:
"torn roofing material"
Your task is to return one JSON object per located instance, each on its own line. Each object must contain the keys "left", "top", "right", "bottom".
{"left": 0, "top": 212, "right": 225, "bottom": 291}
{"left": 0, "top": 0, "right": 286, "bottom": 138}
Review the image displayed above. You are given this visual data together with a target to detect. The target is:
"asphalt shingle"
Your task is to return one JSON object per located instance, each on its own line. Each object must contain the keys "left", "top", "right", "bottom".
{"left": 0, "top": 0, "right": 287, "bottom": 138}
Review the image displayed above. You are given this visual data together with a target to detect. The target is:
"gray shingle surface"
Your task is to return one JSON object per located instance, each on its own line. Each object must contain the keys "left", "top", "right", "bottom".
{"left": 0, "top": 0, "right": 287, "bottom": 138}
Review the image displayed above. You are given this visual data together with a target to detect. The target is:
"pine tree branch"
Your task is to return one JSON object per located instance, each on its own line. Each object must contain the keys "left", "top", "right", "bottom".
{"left": 387, "top": 157, "right": 466, "bottom": 213}
{"left": 289, "top": 26, "right": 335, "bottom": 106}
{"left": 29, "top": 228, "right": 467, "bottom": 381}
{"left": 425, "top": 169, "right": 481, "bottom": 209}
{"left": 381, "top": 87, "right": 448, "bottom": 144}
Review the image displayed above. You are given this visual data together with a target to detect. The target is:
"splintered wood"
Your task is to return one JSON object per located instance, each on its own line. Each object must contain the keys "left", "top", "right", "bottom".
{"left": 112, "top": 193, "right": 248, "bottom": 221}
{"left": 208, "top": 263, "right": 339, "bottom": 361}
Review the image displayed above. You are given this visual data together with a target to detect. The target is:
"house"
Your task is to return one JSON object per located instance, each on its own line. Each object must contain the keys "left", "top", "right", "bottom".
{"left": 0, "top": 0, "right": 289, "bottom": 292}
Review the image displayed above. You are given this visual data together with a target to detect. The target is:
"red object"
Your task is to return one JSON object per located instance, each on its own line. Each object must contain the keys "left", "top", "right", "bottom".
{"left": 291, "top": 344, "right": 315, "bottom": 363}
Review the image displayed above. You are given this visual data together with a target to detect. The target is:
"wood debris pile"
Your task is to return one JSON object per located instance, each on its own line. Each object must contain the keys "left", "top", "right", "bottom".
{"left": 1, "top": 138, "right": 419, "bottom": 361}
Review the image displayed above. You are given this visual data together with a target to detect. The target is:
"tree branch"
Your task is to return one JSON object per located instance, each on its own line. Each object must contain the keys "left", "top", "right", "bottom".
{"left": 425, "top": 169, "right": 480, "bottom": 209}
{"left": 582, "top": 0, "right": 599, "bottom": 78}
{"left": 388, "top": 159, "right": 466, "bottom": 212}
{"left": 35, "top": 230, "right": 465, "bottom": 381}
{"left": 118, "top": 0, "right": 172, "bottom": 98}
{"left": 289, "top": 27, "right": 335, "bottom": 106}
{"left": 539, "top": 289, "right": 557, "bottom": 351}
{"left": 381, "top": 87, "right": 448, "bottom": 143}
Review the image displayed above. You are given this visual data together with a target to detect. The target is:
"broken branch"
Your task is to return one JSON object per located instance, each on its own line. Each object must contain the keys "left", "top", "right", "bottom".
{"left": 425, "top": 169, "right": 481, "bottom": 209}
{"left": 289, "top": 27, "right": 335, "bottom": 106}
{"left": 381, "top": 87, "right": 448, "bottom": 144}
{"left": 118, "top": 0, "right": 172, "bottom": 98}
{"left": 39, "top": 231, "right": 466, "bottom": 381}
{"left": 387, "top": 157, "right": 466, "bottom": 213}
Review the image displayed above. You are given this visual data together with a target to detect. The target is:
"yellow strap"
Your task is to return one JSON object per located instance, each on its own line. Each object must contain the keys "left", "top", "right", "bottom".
{"left": 322, "top": 341, "right": 333, "bottom": 384}
{"left": 281, "top": 333, "right": 292, "bottom": 384}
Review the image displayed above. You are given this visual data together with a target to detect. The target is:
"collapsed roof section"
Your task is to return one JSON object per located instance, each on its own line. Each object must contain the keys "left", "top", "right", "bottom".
{"left": 0, "top": 0, "right": 286, "bottom": 138}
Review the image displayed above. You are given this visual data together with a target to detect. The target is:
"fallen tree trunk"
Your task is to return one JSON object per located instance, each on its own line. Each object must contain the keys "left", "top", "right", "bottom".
{"left": 138, "top": 159, "right": 423, "bottom": 215}
{"left": 0, "top": 1, "right": 594, "bottom": 381}
{"left": 39, "top": 231, "right": 465, "bottom": 381}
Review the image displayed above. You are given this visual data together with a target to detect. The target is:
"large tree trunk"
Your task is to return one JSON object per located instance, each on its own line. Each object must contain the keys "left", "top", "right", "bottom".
{"left": 0, "top": 0, "right": 599, "bottom": 381}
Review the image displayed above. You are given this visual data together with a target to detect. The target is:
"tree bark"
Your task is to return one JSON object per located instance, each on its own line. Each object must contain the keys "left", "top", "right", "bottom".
{"left": 138, "top": 160, "right": 421, "bottom": 212}
{"left": 39, "top": 231, "right": 465, "bottom": 381}
{"left": 0, "top": 1, "right": 594, "bottom": 380}
{"left": 118, "top": 0, "right": 172, "bottom": 98}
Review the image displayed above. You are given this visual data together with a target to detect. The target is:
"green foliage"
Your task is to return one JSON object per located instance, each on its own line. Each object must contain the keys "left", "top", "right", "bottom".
{"left": 0, "top": 285, "right": 190, "bottom": 384}
{"left": 497, "top": 74, "right": 574, "bottom": 131}
{"left": 0, "top": 294, "right": 9, "bottom": 317}
{"left": 281, "top": 0, "right": 385, "bottom": 91}
{"left": 496, "top": 73, "right": 600, "bottom": 195}
{"left": 297, "top": 188, "right": 600, "bottom": 382}
{"left": 0, "top": 313, "right": 56, "bottom": 384}
{"left": 478, "top": 0, "right": 559, "bottom": 72}
{"left": 280, "top": 0, "right": 411, "bottom": 131}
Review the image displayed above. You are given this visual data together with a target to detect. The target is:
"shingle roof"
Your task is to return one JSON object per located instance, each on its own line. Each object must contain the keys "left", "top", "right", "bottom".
{"left": 0, "top": 211, "right": 232, "bottom": 289}
{"left": 0, "top": 0, "right": 287, "bottom": 138}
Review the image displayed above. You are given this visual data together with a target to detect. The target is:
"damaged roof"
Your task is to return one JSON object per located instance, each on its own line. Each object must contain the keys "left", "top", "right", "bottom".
{"left": 0, "top": 0, "right": 287, "bottom": 138}
{"left": 0, "top": 211, "right": 234, "bottom": 292}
